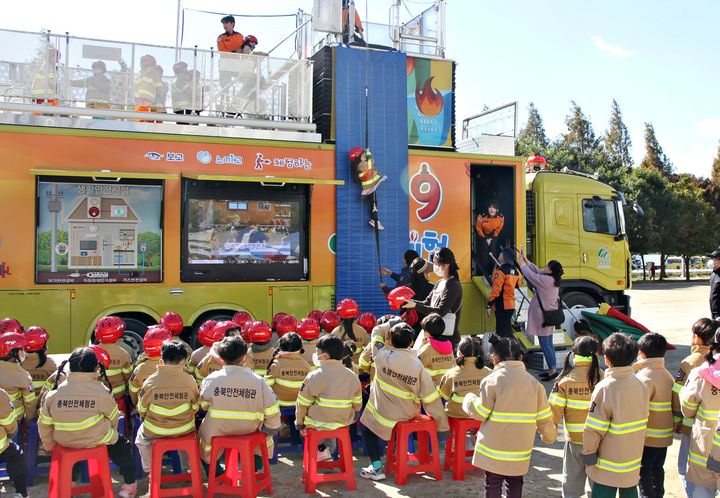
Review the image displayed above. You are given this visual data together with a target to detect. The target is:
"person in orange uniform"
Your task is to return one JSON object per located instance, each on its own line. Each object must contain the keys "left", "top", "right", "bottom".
{"left": 486, "top": 248, "right": 522, "bottom": 338}
{"left": 475, "top": 203, "right": 505, "bottom": 277}
{"left": 217, "top": 15, "right": 244, "bottom": 114}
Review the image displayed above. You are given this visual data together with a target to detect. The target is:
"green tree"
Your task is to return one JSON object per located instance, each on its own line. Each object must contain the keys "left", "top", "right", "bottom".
{"left": 712, "top": 142, "right": 720, "bottom": 185}
{"left": 639, "top": 122, "right": 673, "bottom": 177}
{"left": 515, "top": 102, "right": 549, "bottom": 157}
{"left": 601, "top": 99, "right": 632, "bottom": 187}
{"left": 137, "top": 231, "right": 161, "bottom": 268}
{"left": 554, "top": 101, "right": 606, "bottom": 174}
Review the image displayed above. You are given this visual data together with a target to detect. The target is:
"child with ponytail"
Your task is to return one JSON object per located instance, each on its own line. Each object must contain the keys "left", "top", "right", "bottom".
{"left": 438, "top": 335, "right": 491, "bottom": 419}
{"left": 330, "top": 299, "right": 369, "bottom": 365}
{"left": 21, "top": 326, "right": 57, "bottom": 395}
{"left": 39, "top": 347, "right": 138, "bottom": 498}
{"left": 548, "top": 336, "right": 602, "bottom": 498}
{"left": 265, "top": 332, "right": 311, "bottom": 407}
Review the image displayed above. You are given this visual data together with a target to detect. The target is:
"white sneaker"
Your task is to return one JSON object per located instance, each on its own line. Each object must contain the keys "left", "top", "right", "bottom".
{"left": 316, "top": 448, "right": 333, "bottom": 462}
{"left": 360, "top": 464, "right": 386, "bottom": 481}
{"left": 118, "top": 482, "right": 137, "bottom": 498}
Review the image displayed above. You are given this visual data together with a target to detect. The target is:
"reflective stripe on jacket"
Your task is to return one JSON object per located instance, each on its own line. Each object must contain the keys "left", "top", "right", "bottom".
{"left": 128, "top": 357, "right": 160, "bottom": 406}
{"left": 463, "top": 360, "right": 556, "bottom": 476}
{"left": 418, "top": 342, "right": 455, "bottom": 385}
{"left": 137, "top": 364, "right": 199, "bottom": 438}
{"left": 634, "top": 357, "right": 674, "bottom": 447}
{"left": 0, "top": 389, "right": 18, "bottom": 453}
{"left": 296, "top": 359, "right": 362, "bottom": 431}
{"left": 22, "top": 352, "right": 58, "bottom": 392}
{"left": 583, "top": 366, "right": 649, "bottom": 489}
{"left": 102, "top": 343, "right": 132, "bottom": 399}
{"left": 549, "top": 359, "right": 602, "bottom": 444}
{"left": 265, "top": 352, "right": 311, "bottom": 407}
{"left": 438, "top": 360, "right": 491, "bottom": 419}
{"left": 0, "top": 360, "right": 37, "bottom": 420}
{"left": 672, "top": 345, "right": 709, "bottom": 436}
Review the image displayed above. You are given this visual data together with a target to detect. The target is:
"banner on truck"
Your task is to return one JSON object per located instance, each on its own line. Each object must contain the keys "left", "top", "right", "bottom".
{"left": 407, "top": 56, "right": 455, "bottom": 148}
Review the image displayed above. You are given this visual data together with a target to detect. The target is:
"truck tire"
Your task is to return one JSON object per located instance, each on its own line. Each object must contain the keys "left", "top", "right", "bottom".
{"left": 562, "top": 291, "right": 598, "bottom": 310}
{"left": 119, "top": 317, "right": 147, "bottom": 361}
{"left": 190, "top": 312, "right": 234, "bottom": 348}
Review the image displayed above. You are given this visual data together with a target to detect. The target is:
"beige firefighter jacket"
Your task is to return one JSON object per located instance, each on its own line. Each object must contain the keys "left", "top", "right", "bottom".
{"left": 137, "top": 364, "right": 199, "bottom": 438}
{"left": 265, "top": 352, "right": 311, "bottom": 407}
{"left": 549, "top": 359, "right": 602, "bottom": 444}
{"left": 39, "top": 372, "right": 119, "bottom": 450}
{"left": 0, "top": 388, "right": 18, "bottom": 453}
{"left": 462, "top": 360, "right": 556, "bottom": 476}
{"left": 634, "top": 357, "right": 674, "bottom": 447}
{"left": 417, "top": 341, "right": 455, "bottom": 385}
{"left": 0, "top": 360, "right": 37, "bottom": 420}
{"left": 582, "top": 366, "right": 649, "bottom": 489}
{"left": 102, "top": 343, "right": 132, "bottom": 398}
{"left": 438, "top": 359, "right": 491, "bottom": 419}
{"left": 128, "top": 356, "right": 160, "bottom": 406}
{"left": 330, "top": 323, "right": 370, "bottom": 364}
{"left": 296, "top": 359, "right": 362, "bottom": 430}
{"left": 22, "top": 352, "right": 58, "bottom": 391}
{"left": 672, "top": 344, "right": 709, "bottom": 436}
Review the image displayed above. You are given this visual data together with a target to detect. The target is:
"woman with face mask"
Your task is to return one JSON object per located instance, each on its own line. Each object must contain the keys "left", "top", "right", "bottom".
{"left": 402, "top": 247, "right": 463, "bottom": 350}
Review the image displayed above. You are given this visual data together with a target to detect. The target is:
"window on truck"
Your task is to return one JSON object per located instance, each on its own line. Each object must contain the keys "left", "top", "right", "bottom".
{"left": 35, "top": 176, "right": 165, "bottom": 284}
{"left": 180, "top": 179, "right": 309, "bottom": 283}
{"left": 582, "top": 198, "right": 618, "bottom": 235}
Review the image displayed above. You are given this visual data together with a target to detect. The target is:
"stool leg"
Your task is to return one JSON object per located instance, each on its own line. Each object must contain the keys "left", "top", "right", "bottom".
{"left": 429, "top": 429, "right": 442, "bottom": 481}
{"left": 259, "top": 437, "right": 273, "bottom": 495}
{"left": 304, "top": 432, "right": 316, "bottom": 494}
{"left": 395, "top": 429, "right": 409, "bottom": 486}
{"left": 339, "top": 429, "right": 356, "bottom": 491}
{"left": 416, "top": 431, "right": 430, "bottom": 464}
{"left": 453, "top": 429, "right": 464, "bottom": 480}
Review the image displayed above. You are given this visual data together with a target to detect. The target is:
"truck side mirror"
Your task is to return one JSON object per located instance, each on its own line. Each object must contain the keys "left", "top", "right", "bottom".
{"left": 632, "top": 202, "right": 644, "bottom": 216}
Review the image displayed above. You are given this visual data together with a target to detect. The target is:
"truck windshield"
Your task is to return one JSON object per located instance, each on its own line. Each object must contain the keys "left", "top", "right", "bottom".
{"left": 582, "top": 198, "right": 619, "bottom": 235}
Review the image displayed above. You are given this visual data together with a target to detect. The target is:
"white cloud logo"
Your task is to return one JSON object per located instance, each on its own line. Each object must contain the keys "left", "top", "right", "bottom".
{"left": 197, "top": 151, "right": 212, "bottom": 164}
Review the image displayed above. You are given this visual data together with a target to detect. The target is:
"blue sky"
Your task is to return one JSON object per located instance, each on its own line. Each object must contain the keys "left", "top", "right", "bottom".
{"left": 3, "top": 0, "right": 718, "bottom": 177}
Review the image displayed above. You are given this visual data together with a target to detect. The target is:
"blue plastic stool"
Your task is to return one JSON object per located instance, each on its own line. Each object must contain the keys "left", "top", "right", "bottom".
{"left": 270, "top": 407, "right": 304, "bottom": 464}
{"left": 25, "top": 420, "right": 51, "bottom": 486}
{"left": 0, "top": 430, "right": 23, "bottom": 480}
{"left": 130, "top": 413, "right": 182, "bottom": 479}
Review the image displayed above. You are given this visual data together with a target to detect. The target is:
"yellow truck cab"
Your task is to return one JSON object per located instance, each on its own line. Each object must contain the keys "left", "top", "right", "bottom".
{"left": 526, "top": 169, "right": 631, "bottom": 313}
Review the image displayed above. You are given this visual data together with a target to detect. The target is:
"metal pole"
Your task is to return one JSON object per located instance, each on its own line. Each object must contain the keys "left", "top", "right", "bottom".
{"left": 50, "top": 183, "right": 58, "bottom": 273}
{"left": 175, "top": 0, "right": 182, "bottom": 61}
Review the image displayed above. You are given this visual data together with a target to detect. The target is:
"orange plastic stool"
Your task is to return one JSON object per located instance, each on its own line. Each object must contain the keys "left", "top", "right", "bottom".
{"left": 48, "top": 444, "right": 113, "bottom": 498}
{"left": 301, "top": 426, "right": 356, "bottom": 494}
{"left": 207, "top": 432, "right": 272, "bottom": 497}
{"left": 443, "top": 417, "right": 481, "bottom": 480}
{"left": 385, "top": 414, "right": 442, "bottom": 485}
{"left": 149, "top": 433, "right": 203, "bottom": 497}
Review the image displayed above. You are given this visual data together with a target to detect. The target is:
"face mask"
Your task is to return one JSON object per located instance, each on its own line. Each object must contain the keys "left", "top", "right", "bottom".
{"left": 312, "top": 352, "right": 322, "bottom": 367}
{"left": 433, "top": 264, "right": 445, "bottom": 278}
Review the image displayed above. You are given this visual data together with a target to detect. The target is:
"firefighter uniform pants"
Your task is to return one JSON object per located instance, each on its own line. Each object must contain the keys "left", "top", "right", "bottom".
{"left": 484, "top": 470, "right": 523, "bottom": 498}
{"left": 107, "top": 435, "right": 137, "bottom": 484}
{"left": 0, "top": 441, "right": 27, "bottom": 495}
{"left": 592, "top": 483, "right": 638, "bottom": 498}
{"left": 562, "top": 441, "right": 592, "bottom": 498}
{"left": 494, "top": 308, "right": 514, "bottom": 338}
{"left": 638, "top": 445, "right": 667, "bottom": 498}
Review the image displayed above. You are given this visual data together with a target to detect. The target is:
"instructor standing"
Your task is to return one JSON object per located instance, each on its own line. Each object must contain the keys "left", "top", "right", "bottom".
{"left": 708, "top": 247, "right": 720, "bottom": 321}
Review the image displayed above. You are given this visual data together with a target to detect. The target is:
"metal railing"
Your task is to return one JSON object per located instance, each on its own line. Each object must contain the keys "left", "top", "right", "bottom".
{"left": 0, "top": 29, "right": 313, "bottom": 124}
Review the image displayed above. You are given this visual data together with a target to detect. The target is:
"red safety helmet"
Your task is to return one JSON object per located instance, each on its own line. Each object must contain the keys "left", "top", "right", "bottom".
{"left": 320, "top": 311, "right": 341, "bottom": 334}
{"left": 245, "top": 35, "right": 258, "bottom": 45}
{"left": 348, "top": 147, "right": 363, "bottom": 163}
{"left": 160, "top": 312, "right": 184, "bottom": 336}
{"left": 0, "top": 318, "right": 24, "bottom": 335}
{"left": 357, "top": 312, "right": 377, "bottom": 333}
{"left": 23, "top": 326, "right": 49, "bottom": 352}
{"left": 87, "top": 344, "right": 111, "bottom": 369}
{"left": 297, "top": 318, "right": 320, "bottom": 341}
{"left": 271, "top": 313, "right": 289, "bottom": 332}
{"left": 95, "top": 316, "right": 123, "bottom": 344}
{"left": 211, "top": 321, "right": 243, "bottom": 343}
{"left": 336, "top": 298, "right": 359, "bottom": 320}
{"left": 143, "top": 325, "right": 172, "bottom": 358}
{"left": 307, "top": 310, "right": 323, "bottom": 322}
{"left": 246, "top": 321, "right": 272, "bottom": 344}
{"left": 231, "top": 311, "right": 253, "bottom": 330}
{"left": 0, "top": 332, "right": 28, "bottom": 358}
{"left": 197, "top": 319, "right": 218, "bottom": 348}
{"left": 275, "top": 315, "right": 297, "bottom": 337}
{"left": 388, "top": 286, "right": 416, "bottom": 310}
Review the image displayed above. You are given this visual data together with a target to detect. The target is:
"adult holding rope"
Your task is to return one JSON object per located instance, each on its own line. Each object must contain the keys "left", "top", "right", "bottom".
{"left": 402, "top": 248, "right": 463, "bottom": 350}
{"left": 516, "top": 246, "right": 564, "bottom": 381}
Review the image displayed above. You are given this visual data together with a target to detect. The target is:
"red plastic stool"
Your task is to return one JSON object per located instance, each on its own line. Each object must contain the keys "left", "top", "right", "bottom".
{"left": 207, "top": 432, "right": 272, "bottom": 497}
{"left": 149, "top": 432, "right": 203, "bottom": 497}
{"left": 48, "top": 444, "right": 113, "bottom": 498}
{"left": 385, "top": 414, "right": 442, "bottom": 485}
{"left": 301, "top": 426, "right": 356, "bottom": 494}
{"left": 443, "top": 417, "right": 481, "bottom": 480}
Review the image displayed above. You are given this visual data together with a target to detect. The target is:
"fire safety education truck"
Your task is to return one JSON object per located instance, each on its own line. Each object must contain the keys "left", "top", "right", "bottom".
{"left": 0, "top": 18, "right": 630, "bottom": 353}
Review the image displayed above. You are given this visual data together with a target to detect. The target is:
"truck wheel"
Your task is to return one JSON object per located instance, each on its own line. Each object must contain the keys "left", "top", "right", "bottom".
{"left": 562, "top": 292, "right": 598, "bottom": 309}
{"left": 119, "top": 317, "right": 147, "bottom": 360}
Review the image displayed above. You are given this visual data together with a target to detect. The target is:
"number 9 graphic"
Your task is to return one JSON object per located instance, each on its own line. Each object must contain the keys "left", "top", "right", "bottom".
{"left": 410, "top": 162, "right": 443, "bottom": 222}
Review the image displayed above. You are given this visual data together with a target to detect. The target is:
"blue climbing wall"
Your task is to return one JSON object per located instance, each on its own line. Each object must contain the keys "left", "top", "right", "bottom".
{"left": 334, "top": 46, "right": 409, "bottom": 315}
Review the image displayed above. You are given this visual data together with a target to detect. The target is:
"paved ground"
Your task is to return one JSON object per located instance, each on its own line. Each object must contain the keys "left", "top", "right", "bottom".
{"left": 11, "top": 279, "right": 712, "bottom": 497}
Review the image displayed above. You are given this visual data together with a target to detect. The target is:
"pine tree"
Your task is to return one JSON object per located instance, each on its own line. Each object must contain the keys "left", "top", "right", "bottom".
{"left": 639, "top": 122, "right": 673, "bottom": 176}
{"left": 554, "top": 101, "right": 605, "bottom": 174}
{"left": 712, "top": 141, "right": 720, "bottom": 185}
{"left": 563, "top": 101, "right": 599, "bottom": 156}
{"left": 604, "top": 99, "right": 633, "bottom": 169}
{"left": 515, "top": 102, "right": 549, "bottom": 157}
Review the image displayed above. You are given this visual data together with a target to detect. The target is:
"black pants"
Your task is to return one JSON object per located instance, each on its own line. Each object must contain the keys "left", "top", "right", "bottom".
{"left": 0, "top": 440, "right": 27, "bottom": 495}
{"left": 478, "top": 237, "right": 499, "bottom": 277}
{"left": 638, "top": 445, "right": 667, "bottom": 498}
{"left": 494, "top": 307, "right": 515, "bottom": 338}
{"left": 363, "top": 426, "right": 383, "bottom": 463}
{"left": 107, "top": 435, "right": 137, "bottom": 484}
{"left": 485, "top": 470, "right": 523, "bottom": 498}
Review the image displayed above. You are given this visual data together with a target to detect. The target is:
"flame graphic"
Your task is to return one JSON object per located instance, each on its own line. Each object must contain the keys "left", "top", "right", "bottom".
{"left": 415, "top": 77, "right": 443, "bottom": 116}
{"left": 406, "top": 57, "right": 415, "bottom": 76}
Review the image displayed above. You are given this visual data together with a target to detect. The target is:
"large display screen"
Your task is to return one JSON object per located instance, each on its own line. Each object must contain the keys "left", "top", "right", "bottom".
{"left": 181, "top": 180, "right": 307, "bottom": 282}
{"left": 36, "top": 178, "right": 164, "bottom": 284}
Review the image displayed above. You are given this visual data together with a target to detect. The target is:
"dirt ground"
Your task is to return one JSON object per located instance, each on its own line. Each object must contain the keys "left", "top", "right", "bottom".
{"left": 11, "top": 279, "right": 711, "bottom": 497}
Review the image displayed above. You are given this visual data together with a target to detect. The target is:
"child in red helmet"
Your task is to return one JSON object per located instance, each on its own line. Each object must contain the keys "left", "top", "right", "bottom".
{"left": 0, "top": 332, "right": 37, "bottom": 421}
{"left": 21, "top": 326, "right": 57, "bottom": 394}
{"left": 135, "top": 340, "right": 198, "bottom": 474}
{"left": 0, "top": 386, "right": 29, "bottom": 497}
{"left": 128, "top": 326, "right": 173, "bottom": 407}
{"left": 160, "top": 311, "right": 192, "bottom": 352}
{"left": 297, "top": 317, "right": 321, "bottom": 367}
{"left": 247, "top": 320, "right": 276, "bottom": 377}
{"left": 330, "top": 299, "right": 369, "bottom": 365}
{"left": 187, "top": 319, "right": 217, "bottom": 377}
{"left": 265, "top": 332, "right": 311, "bottom": 408}
{"left": 195, "top": 321, "right": 246, "bottom": 385}
{"left": 40, "top": 347, "right": 138, "bottom": 498}
{"left": 94, "top": 316, "right": 133, "bottom": 402}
